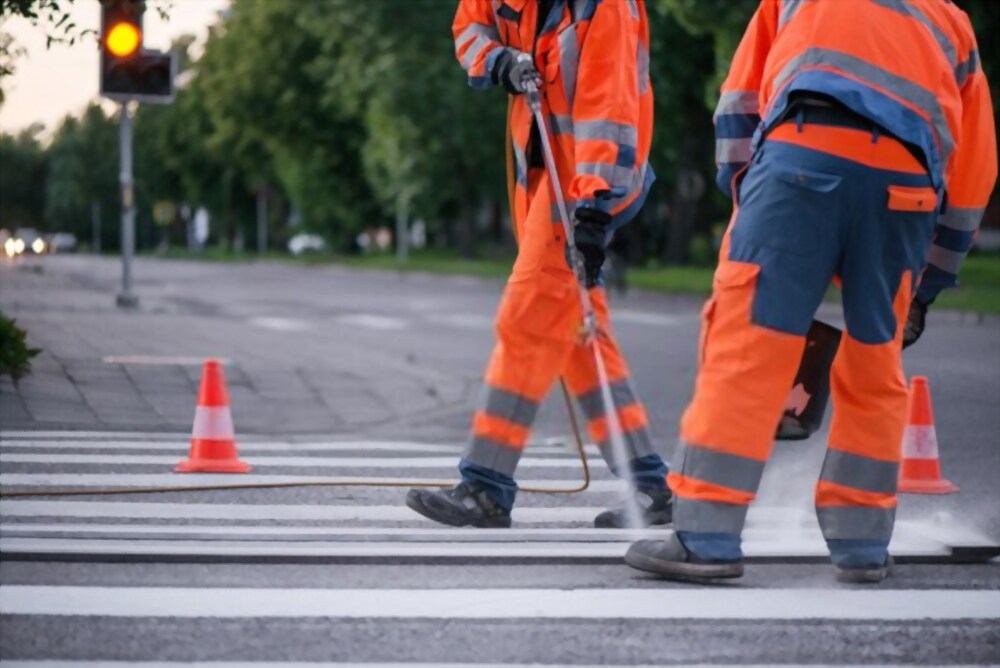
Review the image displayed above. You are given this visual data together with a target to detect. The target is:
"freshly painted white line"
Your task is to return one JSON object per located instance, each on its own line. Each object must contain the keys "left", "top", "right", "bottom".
{"left": 0, "top": 523, "right": 671, "bottom": 543}
{"left": 2, "top": 586, "right": 995, "bottom": 619}
{"left": 0, "top": 538, "right": 630, "bottom": 559}
{"left": 0, "top": 439, "right": 593, "bottom": 457}
{"left": 0, "top": 526, "right": 948, "bottom": 556}
{"left": 0, "top": 453, "right": 606, "bottom": 469}
{"left": 0, "top": 664, "right": 981, "bottom": 668}
{"left": 0, "top": 500, "right": 600, "bottom": 523}
{"left": 0, "top": 474, "right": 620, "bottom": 492}
{"left": 1, "top": 439, "right": 461, "bottom": 453}
{"left": 0, "top": 534, "right": 950, "bottom": 559}
{"left": 613, "top": 310, "right": 691, "bottom": 327}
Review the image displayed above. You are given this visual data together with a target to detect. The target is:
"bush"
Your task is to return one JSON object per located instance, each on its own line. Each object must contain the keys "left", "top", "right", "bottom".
{"left": 0, "top": 312, "right": 41, "bottom": 379}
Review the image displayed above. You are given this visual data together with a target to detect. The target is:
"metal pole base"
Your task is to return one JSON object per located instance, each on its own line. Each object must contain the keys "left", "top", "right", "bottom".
{"left": 116, "top": 293, "right": 140, "bottom": 309}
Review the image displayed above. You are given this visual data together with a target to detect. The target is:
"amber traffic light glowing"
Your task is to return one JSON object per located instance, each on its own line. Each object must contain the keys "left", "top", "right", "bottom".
{"left": 106, "top": 21, "right": 141, "bottom": 58}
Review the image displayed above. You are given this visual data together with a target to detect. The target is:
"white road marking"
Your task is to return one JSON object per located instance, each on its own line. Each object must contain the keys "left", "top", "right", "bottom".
{"left": 0, "top": 524, "right": 950, "bottom": 556}
{"left": 0, "top": 431, "right": 190, "bottom": 440}
{"left": 0, "top": 473, "right": 621, "bottom": 492}
{"left": 0, "top": 664, "right": 981, "bottom": 668}
{"left": 424, "top": 313, "right": 495, "bottom": 330}
{"left": 0, "top": 523, "right": 671, "bottom": 543}
{"left": 0, "top": 501, "right": 600, "bottom": 524}
{"left": 0, "top": 664, "right": 983, "bottom": 668}
{"left": 0, "top": 439, "right": 594, "bottom": 457}
{"left": 0, "top": 453, "right": 606, "bottom": 469}
{"left": 248, "top": 317, "right": 311, "bottom": 332}
{"left": 2, "top": 586, "right": 995, "bottom": 619}
{"left": 613, "top": 310, "right": 692, "bottom": 327}
{"left": 336, "top": 313, "right": 410, "bottom": 330}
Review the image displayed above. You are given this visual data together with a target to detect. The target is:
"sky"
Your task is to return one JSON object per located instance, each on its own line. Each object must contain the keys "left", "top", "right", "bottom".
{"left": 0, "top": 0, "right": 230, "bottom": 135}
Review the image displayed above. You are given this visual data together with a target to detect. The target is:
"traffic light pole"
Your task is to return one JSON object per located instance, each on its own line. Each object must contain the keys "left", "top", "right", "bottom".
{"left": 116, "top": 101, "right": 139, "bottom": 309}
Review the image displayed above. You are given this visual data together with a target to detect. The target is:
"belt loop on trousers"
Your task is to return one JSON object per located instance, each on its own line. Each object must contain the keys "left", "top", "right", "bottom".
{"left": 795, "top": 106, "right": 805, "bottom": 133}
{"left": 871, "top": 125, "right": 880, "bottom": 145}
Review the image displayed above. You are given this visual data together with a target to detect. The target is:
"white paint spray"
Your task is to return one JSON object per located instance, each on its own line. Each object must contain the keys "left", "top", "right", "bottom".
{"left": 524, "top": 78, "right": 643, "bottom": 533}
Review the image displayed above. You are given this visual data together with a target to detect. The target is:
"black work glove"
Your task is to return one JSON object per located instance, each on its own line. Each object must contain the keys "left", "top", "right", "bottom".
{"left": 490, "top": 48, "right": 542, "bottom": 95}
{"left": 902, "top": 298, "right": 929, "bottom": 349}
{"left": 572, "top": 208, "right": 611, "bottom": 288}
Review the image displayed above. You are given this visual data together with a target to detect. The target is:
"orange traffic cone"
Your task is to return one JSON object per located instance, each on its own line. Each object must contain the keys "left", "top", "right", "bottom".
{"left": 897, "top": 376, "right": 957, "bottom": 494}
{"left": 175, "top": 360, "right": 251, "bottom": 473}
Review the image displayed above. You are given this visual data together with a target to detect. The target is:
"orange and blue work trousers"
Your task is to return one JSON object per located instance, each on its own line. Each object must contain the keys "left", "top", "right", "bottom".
{"left": 459, "top": 167, "right": 668, "bottom": 510}
{"left": 672, "top": 106, "right": 937, "bottom": 568}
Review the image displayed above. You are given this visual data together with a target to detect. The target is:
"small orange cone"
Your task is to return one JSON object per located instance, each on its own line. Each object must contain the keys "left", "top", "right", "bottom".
{"left": 898, "top": 376, "right": 957, "bottom": 494}
{"left": 175, "top": 360, "right": 251, "bottom": 474}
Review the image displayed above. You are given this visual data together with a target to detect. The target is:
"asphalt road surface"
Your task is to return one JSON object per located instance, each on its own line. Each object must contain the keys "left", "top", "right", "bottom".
{"left": 1, "top": 254, "right": 998, "bottom": 666}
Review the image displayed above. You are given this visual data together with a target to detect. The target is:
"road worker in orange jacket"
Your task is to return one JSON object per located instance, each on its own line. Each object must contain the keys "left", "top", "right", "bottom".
{"left": 407, "top": 0, "right": 670, "bottom": 528}
{"left": 626, "top": 0, "right": 996, "bottom": 582}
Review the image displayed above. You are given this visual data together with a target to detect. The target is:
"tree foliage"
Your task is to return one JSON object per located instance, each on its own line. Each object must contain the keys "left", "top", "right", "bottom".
{"left": 5, "top": 0, "right": 997, "bottom": 261}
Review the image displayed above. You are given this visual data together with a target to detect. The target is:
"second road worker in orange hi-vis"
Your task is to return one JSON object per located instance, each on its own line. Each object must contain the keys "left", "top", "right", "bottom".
{"left": 625, "top": 0, "right": 996, "bottom": 583}
{"left": 406, "top": 0, "right": 671, "bottom": 529}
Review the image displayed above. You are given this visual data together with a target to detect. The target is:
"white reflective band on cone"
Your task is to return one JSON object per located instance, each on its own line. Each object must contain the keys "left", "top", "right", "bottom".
{"left": 902, "top": 425, "right": 939, "bottom": 459}
{"left": 191, "top": 406, "right": 235, "bottom": 440}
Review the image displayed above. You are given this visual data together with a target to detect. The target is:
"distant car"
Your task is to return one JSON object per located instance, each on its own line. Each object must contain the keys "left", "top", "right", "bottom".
{"left": 287, "top": 233, "right": 326, "bottom": 255}
{"left": 13, "top": 228, "right": 45, "bottom": 255}
{"left": 47, "top": 233, "right": 78, "bottom": 254}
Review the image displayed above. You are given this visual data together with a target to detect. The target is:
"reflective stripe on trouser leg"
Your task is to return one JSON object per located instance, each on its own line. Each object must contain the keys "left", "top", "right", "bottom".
{"left": 820, "top": 270, "right": 912, "bottom": 566}
{"left": 460, "top": 167, "right": 580, "bottom": 507}
{"left": 462, "top": 383, "right": 541, "bottom": 476}
{"left": 561, "top": 288, "right": 668, "bottom": 490}
{"left": 669, "top": 441, "right": 765, "bottom": 536}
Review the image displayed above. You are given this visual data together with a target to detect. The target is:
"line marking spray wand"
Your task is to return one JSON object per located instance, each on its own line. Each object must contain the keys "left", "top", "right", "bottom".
{"left": 523, "top": 72, "right": 644, "bottom": 533}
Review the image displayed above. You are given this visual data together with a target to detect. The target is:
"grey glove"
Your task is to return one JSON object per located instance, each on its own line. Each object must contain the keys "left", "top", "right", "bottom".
{"left": 491, "top": 48, "right": 542, "bottom": 95}
{"left": 902, "top": 299, "right": 928, "bottom": 349}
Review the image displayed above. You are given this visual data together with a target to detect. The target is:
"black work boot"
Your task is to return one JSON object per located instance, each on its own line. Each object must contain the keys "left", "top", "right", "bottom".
{"left": 406, "top": 482, "right": 512, "bottom": 528}
{"left": 625, "top": 533, "right": 744, "bottom": 581}
{"left": 835, "top": 556, "right": 894, "bottom": 584}
{"left": 594, "top": 487, "right": 673, "bottom": 528}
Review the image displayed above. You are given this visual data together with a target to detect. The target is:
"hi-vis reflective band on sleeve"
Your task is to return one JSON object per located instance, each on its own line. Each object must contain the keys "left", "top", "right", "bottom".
{"left": 191, "top": 406, "right": 236, "bottom": 440}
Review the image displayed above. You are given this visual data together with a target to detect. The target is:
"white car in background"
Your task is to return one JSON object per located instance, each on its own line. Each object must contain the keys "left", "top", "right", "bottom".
{"left": 287, "top": 233, "right": 326, "bottom": 256}
{"left": 46, "top": 233, "right": 78, "bottom": 253}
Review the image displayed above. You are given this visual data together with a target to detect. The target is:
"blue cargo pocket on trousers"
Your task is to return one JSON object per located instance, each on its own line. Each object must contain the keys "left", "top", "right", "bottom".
{"left": 733, "top": 160, "right": 842, "bottom": 258}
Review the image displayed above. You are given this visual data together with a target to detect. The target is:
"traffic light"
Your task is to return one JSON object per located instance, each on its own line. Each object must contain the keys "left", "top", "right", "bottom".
{"left": 100, "top": 0, "right": 176, "bottom": 103}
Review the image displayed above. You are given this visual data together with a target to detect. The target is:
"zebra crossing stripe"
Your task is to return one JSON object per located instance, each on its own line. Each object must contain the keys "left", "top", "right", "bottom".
{"left": 0, "top": 431, "right": 190, "bottom": 440}
{"left": 0, "top": 438, "right": 593, "bottom": 457}
{"left": 0, "top": 664, "right": 985, "bottom": 668}
{"left": 2, "top": 585, "right": 996, "bottom": 619}
{"left": 0, "top": 474, "right": 625, "bottom": 492}
{"left": 0, "top": 453, "right": 608, "bottom": 469}
{"left": 0, "top": 500, "right": 599, "bottom": 523}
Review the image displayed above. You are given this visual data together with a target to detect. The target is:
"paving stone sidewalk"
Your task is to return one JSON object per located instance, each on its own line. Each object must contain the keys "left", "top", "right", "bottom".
{"left": 0, "top": 259, "right": 473, "bottom": 436}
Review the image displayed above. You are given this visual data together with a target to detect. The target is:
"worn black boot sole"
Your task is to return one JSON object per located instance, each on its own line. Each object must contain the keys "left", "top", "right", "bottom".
{"left": 624, "top": 540, "right": 744, "bottom": 581}
{"left": 835, "top": 556, "right": 894, "bottom": 584}
{"left": 405, "top": 489, "right": 512, "bottom": 528}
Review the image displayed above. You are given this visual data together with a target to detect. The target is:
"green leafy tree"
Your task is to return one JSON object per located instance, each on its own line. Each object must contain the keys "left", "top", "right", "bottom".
{"left": 44, "top": 103, "right": 119, "bottom": 248}
{"left": 0, "top": 124, "right": 47, "bottom": 229}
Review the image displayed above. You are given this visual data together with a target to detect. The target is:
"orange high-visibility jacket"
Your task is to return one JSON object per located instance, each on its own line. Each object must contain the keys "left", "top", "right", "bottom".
{"left": 453, "top": 0, "right": 655, "bottom": 229}
{"left": 714, "top": 0, "right": 997, "bottom": 303}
